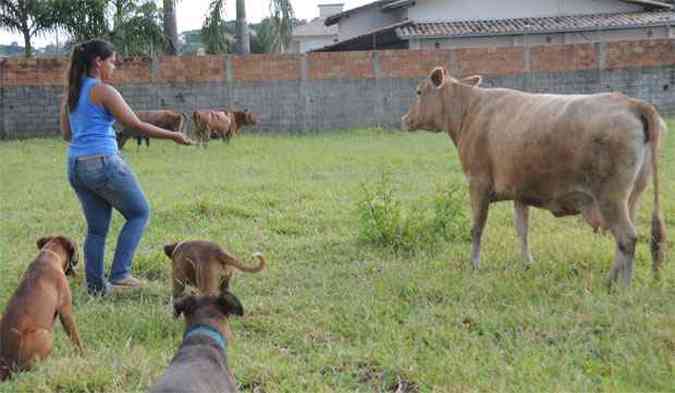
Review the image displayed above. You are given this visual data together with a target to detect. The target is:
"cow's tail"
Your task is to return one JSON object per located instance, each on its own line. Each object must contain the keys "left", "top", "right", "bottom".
{"left": 179, "top": 112, "right": 190, "bottom": 135}
{"left": 638, "top": 102, "right": 667, "bottom": 277}
{"left": 192, "top": 112, "right": 204, "bottom": 144}
{"left": 219, "top": 252, "right": 267, "bottom": 273}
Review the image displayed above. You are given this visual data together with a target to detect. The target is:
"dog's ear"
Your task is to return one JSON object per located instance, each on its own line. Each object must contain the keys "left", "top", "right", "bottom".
{"left": 217, "top": 292, "right": 244, "bottom": 317}
{"left": 174, "top": 295, "right": 197, "bottom": 319}
{"left": 164, "top": 242, "right": 177, "bottom": 258}
{"left": 60, "top": 236, "right": 79, "bottom": 273}
{"left": 36, "top": 236, "right": 53, "bottom": 250}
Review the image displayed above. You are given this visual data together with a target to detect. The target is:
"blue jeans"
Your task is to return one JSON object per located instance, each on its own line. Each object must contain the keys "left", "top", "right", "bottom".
{"left": 67, "top": 154, "right": 150, "bottom": 294}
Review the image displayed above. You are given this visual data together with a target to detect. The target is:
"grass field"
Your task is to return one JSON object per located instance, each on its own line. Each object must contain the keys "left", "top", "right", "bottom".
{"left": 0, "top": 123, "right": 673, "bottom": 393}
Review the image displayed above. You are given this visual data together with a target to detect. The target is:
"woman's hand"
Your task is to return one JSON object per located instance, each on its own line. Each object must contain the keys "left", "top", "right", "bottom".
{"left": 172, "top": 133, "right": 194, "bottom": 145}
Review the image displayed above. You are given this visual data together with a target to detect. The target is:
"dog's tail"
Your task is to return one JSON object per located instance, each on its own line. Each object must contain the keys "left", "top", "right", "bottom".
{"left": 220, "top": 252, "right": 266, "bottom": 273}
{"left": 0, "top": 328, "right": 19, "bottom": 382}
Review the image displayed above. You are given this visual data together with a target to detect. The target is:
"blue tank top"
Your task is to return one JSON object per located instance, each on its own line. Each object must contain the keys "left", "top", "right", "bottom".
{"left": 67, "top": 77, "right": 118, "bottom": 158}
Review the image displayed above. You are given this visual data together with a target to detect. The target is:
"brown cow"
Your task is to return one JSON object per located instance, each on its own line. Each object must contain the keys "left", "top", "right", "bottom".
{"left": 193, "top": 110, "right": 231, "bottom": 148}
{"left": 401, "top": 67, "right": 666, "bottom": 288}
{"left": 223, "top": 110, "right": 256, "bottom": 140}
{"left": 116, "top": 110, "right": 188, "bottom": 150}
{"left": 194, "top": 110, "right": 257, "bottom": 147}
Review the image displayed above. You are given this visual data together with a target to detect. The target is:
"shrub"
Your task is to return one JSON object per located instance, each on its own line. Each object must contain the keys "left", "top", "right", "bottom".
{"left": 357, "top": 175, "right": 470, "bottom": 254}
{"left": 357, "top": 174, "right": 403, "bottom": 248}
{"left": 431, "top": 183, "right": 471, "bottom": 242}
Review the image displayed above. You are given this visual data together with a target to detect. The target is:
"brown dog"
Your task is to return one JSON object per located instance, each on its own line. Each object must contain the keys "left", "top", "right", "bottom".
{"left": 147, "top": 293, "right": 243, "bottom": 393}
{"left": 163, "top": 240, "right": 266, "bottom": 299}
{"left": 0, "top": 236, "right": 83, "bottom": 381}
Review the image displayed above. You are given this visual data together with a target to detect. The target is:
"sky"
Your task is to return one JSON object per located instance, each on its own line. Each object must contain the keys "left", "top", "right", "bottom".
{"left": 0, "top": 0, "right": 373, "bottom": 48}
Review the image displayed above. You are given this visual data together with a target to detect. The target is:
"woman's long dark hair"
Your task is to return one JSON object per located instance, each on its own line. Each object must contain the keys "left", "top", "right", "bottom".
{"left": 65, "top": 39, "right": 114, "bottom": 112}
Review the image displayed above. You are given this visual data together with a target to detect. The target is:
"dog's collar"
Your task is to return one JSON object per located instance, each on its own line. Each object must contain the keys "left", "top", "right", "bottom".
{"left": 184, "top": 324, "right": 227, "bottom": 351}
{"left": 43, "top": 248, "right": 75, "bottom": 275}
{"left": 42, "top": 249, "right": 64, "bottom": 266}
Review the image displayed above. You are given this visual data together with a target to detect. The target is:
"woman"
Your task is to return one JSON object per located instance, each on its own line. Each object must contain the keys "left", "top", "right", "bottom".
{"left": 59, "top": 39, "right": 192, "bottom": 295}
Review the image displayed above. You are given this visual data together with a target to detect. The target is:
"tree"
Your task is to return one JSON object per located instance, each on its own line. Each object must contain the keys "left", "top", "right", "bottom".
{"left": 234, "top": 0, "right": 249, "bottom": 54}
{"left": 163, "top": 0, "right": 178, "bottom": 55}
{"left": 232, "top": 0, "right": 294, "bottom": 55}
{"left": 201, "top": 0, "right": 228, "bottom": 54}
{"left": 53, "top": 0, "right": 109, "bottom": 43}
{"left": 268, "top": 0, "right": 294, "bottom": 53}
{"left": 111, "top": 1, "right": 165, "bottom": 56}
{"left": 0, "top": 0, "right": 60, "bottom": 57}
{"left": 52, "top": 0, "right": 163, "bottom": 57}
{"left": 250, "top": 17, "right": 274, "bottom": 54}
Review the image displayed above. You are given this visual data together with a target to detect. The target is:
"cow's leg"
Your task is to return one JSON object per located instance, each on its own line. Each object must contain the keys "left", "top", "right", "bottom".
{"left": 600, "top": 199, "right": 637, "bottom": 288}
{"left": 136, "top": 136, "right": 142, "bottom": 152}
{"left": 513, "top": 201, "right": 533, "bottom": 266}
{"left": 469, "top": 188, "right": 490, "bottom": 270}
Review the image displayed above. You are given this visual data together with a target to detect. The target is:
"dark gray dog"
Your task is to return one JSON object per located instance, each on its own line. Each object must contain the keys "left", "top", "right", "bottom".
{"left": 148, "top": 293, "right": 244, "bottom": 393}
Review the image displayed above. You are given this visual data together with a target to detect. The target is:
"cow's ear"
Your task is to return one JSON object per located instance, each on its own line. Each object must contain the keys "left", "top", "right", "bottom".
{"left": 430, "top": 67, "right": 446, "bottom": 88}
{"left": 36, "top": 236, "right": 53, "bottom": 250}
{"left": 461, "top": 75, "right": 482, "bottom": 87}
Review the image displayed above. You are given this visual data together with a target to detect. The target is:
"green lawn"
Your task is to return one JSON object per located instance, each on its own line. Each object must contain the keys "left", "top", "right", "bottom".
{"left": 0, "top": 123, "right": 673, "bottom": 393}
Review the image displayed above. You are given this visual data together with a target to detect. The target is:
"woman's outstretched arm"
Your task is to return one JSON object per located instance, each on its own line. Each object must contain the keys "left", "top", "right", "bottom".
{"left": 95, "top": 83, "right": 192, "bottom": 145}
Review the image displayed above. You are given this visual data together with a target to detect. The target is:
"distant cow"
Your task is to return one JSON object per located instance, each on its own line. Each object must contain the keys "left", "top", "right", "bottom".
{"left": 401, "top": 67, "right": 666, "bottom": 288}
{"left": 116, "top": 110, "right": 187, "bottom": 150}
{"left": 223, "top": 110, "right": 256, "bottom": 140}
{"left": 193, "top": 110, "right": 256, "bottom": 147}
{"left": 193, "top": 111, "right": 230, "bottom": 148}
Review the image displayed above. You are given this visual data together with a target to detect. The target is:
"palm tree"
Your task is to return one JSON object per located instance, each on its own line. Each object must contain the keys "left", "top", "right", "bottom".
{"left": 163, "top": 0, "right": 178, "bottom": 54}
{"left": 112, "top": 1, "right": 165, "bottom": 56}
{"left": 201, "top": 0, "right": 228, "bottom": 54}
{"left": 205, "top": 0, "right": 293, "bottom": 55}
{"left": 0, "top": 0, "right": 59, "bottom": 57}
{"left": 234, "top": 0, "right": 249, "bottom": 54}
{"left": 268, "top": 0, "right": 294, "bottom": 53}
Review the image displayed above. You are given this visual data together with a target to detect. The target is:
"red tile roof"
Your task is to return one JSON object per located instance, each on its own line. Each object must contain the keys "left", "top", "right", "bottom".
{"left": 396, "top": 11, "right": 674, "bottom": 38}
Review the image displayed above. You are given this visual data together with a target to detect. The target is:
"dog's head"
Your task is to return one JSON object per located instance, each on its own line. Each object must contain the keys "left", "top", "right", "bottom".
{"left": 174, "top": 293, "right": 244, "bottom": 338}
{"left": 37, "top": 235, "right": 79, "bottom": 276}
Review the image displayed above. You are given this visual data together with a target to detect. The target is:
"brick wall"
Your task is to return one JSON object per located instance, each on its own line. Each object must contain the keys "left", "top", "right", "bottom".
{"left": 1, "top": 39, "right": 673, "bottom": 139}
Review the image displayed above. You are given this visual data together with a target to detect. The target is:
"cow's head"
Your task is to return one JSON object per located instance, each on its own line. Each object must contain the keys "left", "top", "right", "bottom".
{"left": 401, "top": 67, "right": 481, "bottom": 133}
{"left": 244, "top": 110, "right": 256, "bottom": 126}
{"left": 235, "top": 110, "right": 256, "bottom": 126}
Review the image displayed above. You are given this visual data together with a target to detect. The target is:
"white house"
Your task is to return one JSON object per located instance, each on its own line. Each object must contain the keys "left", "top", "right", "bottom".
{"left": 289, "top": 3, "right": 343, "bottom": 53}
{"left": 317, "top": 0, "right": 674, "bottom": 51}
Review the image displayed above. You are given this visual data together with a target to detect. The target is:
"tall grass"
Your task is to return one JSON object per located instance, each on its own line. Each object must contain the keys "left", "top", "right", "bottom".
{"left": 0, "top": 124, "right": 673, "bottom": 392}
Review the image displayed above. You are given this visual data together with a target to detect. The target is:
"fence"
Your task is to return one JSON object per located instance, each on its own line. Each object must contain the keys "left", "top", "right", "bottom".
{"left": 1, "top": 39, "right": 673, "bottom": 139}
